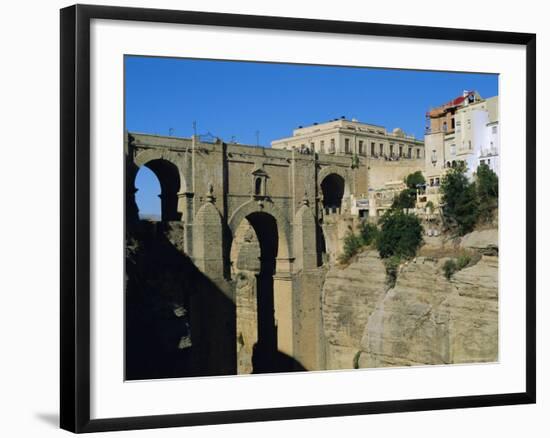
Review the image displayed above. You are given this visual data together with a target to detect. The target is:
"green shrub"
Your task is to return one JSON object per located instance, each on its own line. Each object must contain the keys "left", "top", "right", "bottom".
{"left": 405, "top": 171, "right": 426, "bottom": 189}
{"left": 391, "top": 188, "right": 417, "bottom": 210}
{"left": 440, "top": 162, "right": 480, "bottom": 235}
{"left": 456, "top": 254, "right": 471, "bottom": 270}
{"left": 377, "top": 211, "right": 423, "bottom": 259}
{"left": 476, "top": 163, "right": 499, "bottom": 223}
{"left": 339, "top": 232, "right": 363, "bottom": 264}
{"left": 390, "top": 172, "right": 426, "bottom": 211}
{"left": 443, "top": 253, "right": 477, "bottom": 280}
{"left": 443, "top": 259, "right": 457, "bottom": 280}
{"left": 358, "top": 221, "right": 379, "bottom": 246}
{"left": 384, "top": 255, "right": 402, "bottom": 288}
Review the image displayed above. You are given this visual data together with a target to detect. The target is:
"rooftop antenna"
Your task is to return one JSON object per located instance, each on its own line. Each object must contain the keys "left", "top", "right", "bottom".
{"left": 192, "top": 121, "right": 197, "bottom": 137}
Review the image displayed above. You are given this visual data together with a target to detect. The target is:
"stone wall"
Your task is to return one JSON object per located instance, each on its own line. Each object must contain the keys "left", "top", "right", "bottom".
{"left": 367, "top": 157, "right": 425, "bottom": 190}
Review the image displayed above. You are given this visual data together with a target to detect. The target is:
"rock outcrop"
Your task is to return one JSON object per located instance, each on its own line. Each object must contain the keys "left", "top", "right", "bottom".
{"left": 322, "top": 250, "right": 387, "bottom": 369}
{"left": 460, "top": 229, "right": 498, "bottom": 255}
{"left": 321, "top": 229, "right": 498, "bottom": 370}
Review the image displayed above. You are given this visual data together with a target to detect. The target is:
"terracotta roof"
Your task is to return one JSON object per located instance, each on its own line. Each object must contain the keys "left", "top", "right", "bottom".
{"left": 427, "top": 91, "right": 475, "bottom": 117}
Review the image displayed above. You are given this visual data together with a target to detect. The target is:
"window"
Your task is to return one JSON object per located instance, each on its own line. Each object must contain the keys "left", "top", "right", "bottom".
{"left": 320, "top": 140, "right": 325, "bottom": 153}
{"left": 492, "top": 126, "right": 498, "bottom": 134}
{"left": 417, "top": 148, "right": 421, "bottom": 158}
{"left": 456, "top": 121, "right": 461, "bottom": 133}
{"left": 450, "top": 144, "right": 456, "bottom": 155}
{"left": 408, "top": 147, "right": 412, "bottom": 159}
{"left": 468, "top": 140, "right": 472, "bottom": 150}
{"left": 399, "top": 145, "right": 403, "bottom": 157}
{"left": 442, "top": 121, "right": 448, "bottom": 132}
{"left": 451, "top": 118, "right": 455, "bottom": 129}
{"left": 379, "top": 143, "right": 384, "bottom": 156}
{"left": 467, "top": 119, "right": 471, "bottom": 129}
{"left": 358, "top": 140, "right": 364, "bottom": 155}
{"left": 255, "top": 178, "right": 262, "bottom": 196}
{"left": 310, "top": 142, "right": 315, "bottom": 151}
{"left": 371, "top": 142, "right": 375, "bottom": 156}
{"left": 480, "top": 159, "right": 485, "bottom": 165}
{"left": 389, "top": 144, "right": 394, "bottom": 157}
{"left": 330, "top": 138, "right": 335, "bottom": 153}
{"left": 435, "top": 177, "right": 440, "bottom": 186}
{"left": 344, "top": 138, "right": 350, "bottom": 154}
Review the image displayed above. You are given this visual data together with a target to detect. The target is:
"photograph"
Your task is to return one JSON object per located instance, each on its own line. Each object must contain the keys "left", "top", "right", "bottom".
{"left": 124, "top": 56, "right": 500, "bottom": 380}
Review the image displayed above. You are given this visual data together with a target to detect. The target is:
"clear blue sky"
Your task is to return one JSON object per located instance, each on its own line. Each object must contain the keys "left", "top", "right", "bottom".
{"left": 125, "top": 55, "right": 498, "bottom": 218}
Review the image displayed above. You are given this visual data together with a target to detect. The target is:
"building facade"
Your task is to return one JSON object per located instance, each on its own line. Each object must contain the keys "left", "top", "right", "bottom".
{"left": 424, "top": 91, "right": 499, "bottom": 191}
{"left": 272, "top": 117, "right": 426, "bottom": 218}
{"left": 271, "top": 117, "right": 424, "bottom": 161}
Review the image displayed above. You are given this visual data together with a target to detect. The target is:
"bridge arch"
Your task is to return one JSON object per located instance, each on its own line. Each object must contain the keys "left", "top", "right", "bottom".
{"left": 318, "top": 166, "right": 351, "bottom": 214}
{"left": 134, "top": 148, "right": 190, "bottom": 191}
{"left": 134, "top": 150, "right": 183, "bottom": 221}
{"left": 229, "top": 200, "right": 296, "bottom": 374}
{"left": 228, "top": 200, "right": 292, "bottom": 264}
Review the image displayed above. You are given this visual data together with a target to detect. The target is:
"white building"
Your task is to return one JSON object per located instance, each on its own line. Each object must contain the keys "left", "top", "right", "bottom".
{"left": 424, "top": 91, "right": 499, "bottom": 188}
{"left": 452, "top": 95, "right": 499, "bottom": 178}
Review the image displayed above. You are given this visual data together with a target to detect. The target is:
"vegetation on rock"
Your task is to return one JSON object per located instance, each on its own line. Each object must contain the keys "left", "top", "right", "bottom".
{"left": 338, "top": 221, "right": 379, "bottom": 264}
{"left": 377, "top": 210, "right": 423, "bottom": 259}
{"left": 440, "top": 162, "right": 499, "bottom": 235}
{"left": 476, "top": 163, "right": 499, "bottom": 223}
{"left": 442, "top": 251, "right": 481, "bottom": 280}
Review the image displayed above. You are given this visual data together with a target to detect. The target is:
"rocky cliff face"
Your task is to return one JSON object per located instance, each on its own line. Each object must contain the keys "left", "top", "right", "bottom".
{"left": 321, "top": 230, "right": 498, "bottom": 370}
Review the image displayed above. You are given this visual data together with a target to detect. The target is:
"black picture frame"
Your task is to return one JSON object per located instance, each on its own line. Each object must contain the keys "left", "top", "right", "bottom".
{"left": 60, "top": 4, "right": 536, "bottom": 433}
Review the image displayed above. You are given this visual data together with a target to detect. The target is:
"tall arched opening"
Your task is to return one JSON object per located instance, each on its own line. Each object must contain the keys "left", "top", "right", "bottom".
{"left": 231, "top": 212, "right": 278, "bottom": 373}
{"left": 230, "top": 207, "right": 304, "bottom": 374}
{"left": 246, "top": 212, "right": 278, "bottom": 372}
{"left": 134, "top": 166, "right": 161, "bottom": 221}
{"left": 321, "top": 173, "right": 345, "bottom": 215}
{"left": 135, "top": 158, "right": 181, "bottom": 221}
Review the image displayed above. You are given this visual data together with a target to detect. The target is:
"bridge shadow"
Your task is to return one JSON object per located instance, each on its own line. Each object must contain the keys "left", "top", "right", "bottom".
{"left": 126, "top": 219, "right": 307, "bottom": 380}
{"left": 251, "top": 271, "right": 307, "bottom": 374}
{"left": 125, "top": 221, "right": 236, "bottom": 380}
{"left": 251, "top": 342, "right": 307, "bottom": 374}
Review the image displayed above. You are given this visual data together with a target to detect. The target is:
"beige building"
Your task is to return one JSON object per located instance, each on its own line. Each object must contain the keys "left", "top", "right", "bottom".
{"left": 272, "top": 117, "right": 425, "bottom": 218}
{"left": 271, "top": 117, "right": 424, "bottom": 160}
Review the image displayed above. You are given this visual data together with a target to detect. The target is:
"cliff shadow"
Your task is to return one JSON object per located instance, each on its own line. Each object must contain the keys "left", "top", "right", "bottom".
{"left": 125, "top": 221, "right": 236, "bottom": 380}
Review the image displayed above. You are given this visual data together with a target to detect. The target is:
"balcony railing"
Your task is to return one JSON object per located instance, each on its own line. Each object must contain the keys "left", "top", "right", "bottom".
{"left": 478, "top": 148, "right": 498, "bottom": 158}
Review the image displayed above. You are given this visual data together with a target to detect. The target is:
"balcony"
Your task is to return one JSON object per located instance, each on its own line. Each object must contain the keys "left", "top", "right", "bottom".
{"left": 478, "top": 148, "right": 498, "bottom": 158}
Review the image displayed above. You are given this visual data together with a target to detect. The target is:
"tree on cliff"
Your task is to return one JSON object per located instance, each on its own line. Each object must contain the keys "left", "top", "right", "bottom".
{"left": 475, "top": 163, "right": 499, "bottom": 223}
{"left": 405, "top": 170, "right": 426, "bottom": 190}
{"left": 440, "top": 162, "right": 479, "bottom": 235}
{"left": 377, "top": 210, "right": 423, "bottom": 259}
{"left": 391, "top": 188, "right": 416, "bottom": 210}
{"left": 392, "top": 171, "right": 426, "bottom": 210}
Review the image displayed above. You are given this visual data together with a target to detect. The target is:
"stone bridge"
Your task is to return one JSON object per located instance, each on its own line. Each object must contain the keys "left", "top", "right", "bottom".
{"left": 125, "top": 132, "right": 369, "bottom": 376}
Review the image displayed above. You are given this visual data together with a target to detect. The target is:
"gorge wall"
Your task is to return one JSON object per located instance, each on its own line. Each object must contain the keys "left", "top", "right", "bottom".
{"left": 321, "top": 229, "right": 499, "bottom": 370}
